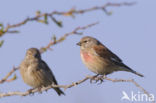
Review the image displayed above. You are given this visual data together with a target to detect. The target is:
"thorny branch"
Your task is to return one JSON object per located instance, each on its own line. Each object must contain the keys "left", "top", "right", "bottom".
{"left": 0, "top": 75, "right": 154, "bottom": 103}
{"left": 0, "top": 2, "right": 135, "bottom": 37}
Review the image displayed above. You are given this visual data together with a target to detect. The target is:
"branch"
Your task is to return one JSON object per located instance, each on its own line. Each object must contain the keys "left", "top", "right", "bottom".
{"left": 40, "top": 22, "right": 99, "bottom": 53}
{"left": 0, "top": 75, "right": 154, "bottom": 103}
{"left": 0, "top": 2, "right": 135, "bottom": 37}
{"left": 0, "top": 67, "right": 18, "bottom": 84}
{"left": 0, "top": 76, "right": 89, "bottom": 97}
{"left": 103, "top": 77, "right": 153, "bottom": 102}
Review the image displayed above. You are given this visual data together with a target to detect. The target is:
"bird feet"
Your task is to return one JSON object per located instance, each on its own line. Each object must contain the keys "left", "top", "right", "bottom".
{"left": 37, "top": 87, "right": 43, "bottom": 93}
{"left": 27, "top": 87, "right": 43, "bottom": 95}
{"left": 90, "top": 74, "right": 105, "bottom": 84}
{"left": 27, "top": 88, "right": 35, "bottom": 95}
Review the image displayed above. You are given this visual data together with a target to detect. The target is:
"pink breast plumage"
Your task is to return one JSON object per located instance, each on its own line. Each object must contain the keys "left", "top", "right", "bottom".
{"left": 81, "top": 51, "right": 93, "bottom": 62}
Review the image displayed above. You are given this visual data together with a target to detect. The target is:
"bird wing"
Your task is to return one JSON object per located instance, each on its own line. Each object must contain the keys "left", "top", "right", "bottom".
{"left": 93, "top": 44, "right": 122, "bottom": 63}
{"left": 39, "top": 60, "right": 65, "bottom": 95}
{"left": 40, "top": 60, "right": 58, "bottom": 85}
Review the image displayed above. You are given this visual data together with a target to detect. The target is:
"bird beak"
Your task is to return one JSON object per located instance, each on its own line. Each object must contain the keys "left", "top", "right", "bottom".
{"left": 76, "top": 42, "right": 81, "bottom": 46}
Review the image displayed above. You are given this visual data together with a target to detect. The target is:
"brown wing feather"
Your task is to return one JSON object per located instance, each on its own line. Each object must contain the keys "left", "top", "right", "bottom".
{"left": 93, "top": 44, "right": 122, "bottom": 63}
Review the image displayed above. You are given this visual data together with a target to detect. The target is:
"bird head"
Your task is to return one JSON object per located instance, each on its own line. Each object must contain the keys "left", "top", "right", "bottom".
{"left": 77, "top": 36, "right": 100, "bottom": 49}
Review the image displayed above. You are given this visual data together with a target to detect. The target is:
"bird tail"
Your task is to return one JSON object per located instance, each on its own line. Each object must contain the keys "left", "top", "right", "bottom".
{"left": 128, "top": 69, "right": 144, "bottom": 77}
{"left": 120, "top": 64, "right": 144, "bottom": 77}
{"left": 54, "top": 88, "right": 65, "bottom": 96}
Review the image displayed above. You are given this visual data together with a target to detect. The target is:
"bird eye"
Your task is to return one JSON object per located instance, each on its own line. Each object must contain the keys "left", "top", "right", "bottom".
{"left": 34, "top": 54, "right": 38, "bottom": 58}
{"left": 84, "top": 40, "right": 88, "bottom": 43}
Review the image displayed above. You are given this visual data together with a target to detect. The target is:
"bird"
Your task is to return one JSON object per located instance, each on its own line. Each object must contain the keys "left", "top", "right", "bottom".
{"left": 20, "top": 48, "right": 64, "bottom": 96}
{"left": 77, "top": 36, "right": 144, "bottom": 77}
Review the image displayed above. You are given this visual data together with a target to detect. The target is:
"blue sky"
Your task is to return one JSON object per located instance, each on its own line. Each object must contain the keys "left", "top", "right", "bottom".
{"left": 0, "top": 0, "right": 156, "bottom": 103}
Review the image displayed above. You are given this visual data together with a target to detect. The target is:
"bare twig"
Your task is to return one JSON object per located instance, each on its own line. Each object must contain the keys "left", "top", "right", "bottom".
{"left": 0, "top": 2, "right": 135, "bottom": 37}
{"left": 0, "top": 67, "right": 18, "bottom": 84}
{"left": 0, "top": 76, "right": 90, "bottom": 97}
{"left": 40, "top": 22, "right": 99, "bottom": 53}
{"left": 0, "top": 75, "right": 154, "bottom": 103}
{"left": 103, "top": 77, "right": 154, "bottom": 103}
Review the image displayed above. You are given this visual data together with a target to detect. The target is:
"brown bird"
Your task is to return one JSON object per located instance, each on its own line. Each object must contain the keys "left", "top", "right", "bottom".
{"left": 20, "top": 48, "right": 64, "bottom": 96}
{"left": 77, "top": 36, "right": 144, "bottom": 77}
